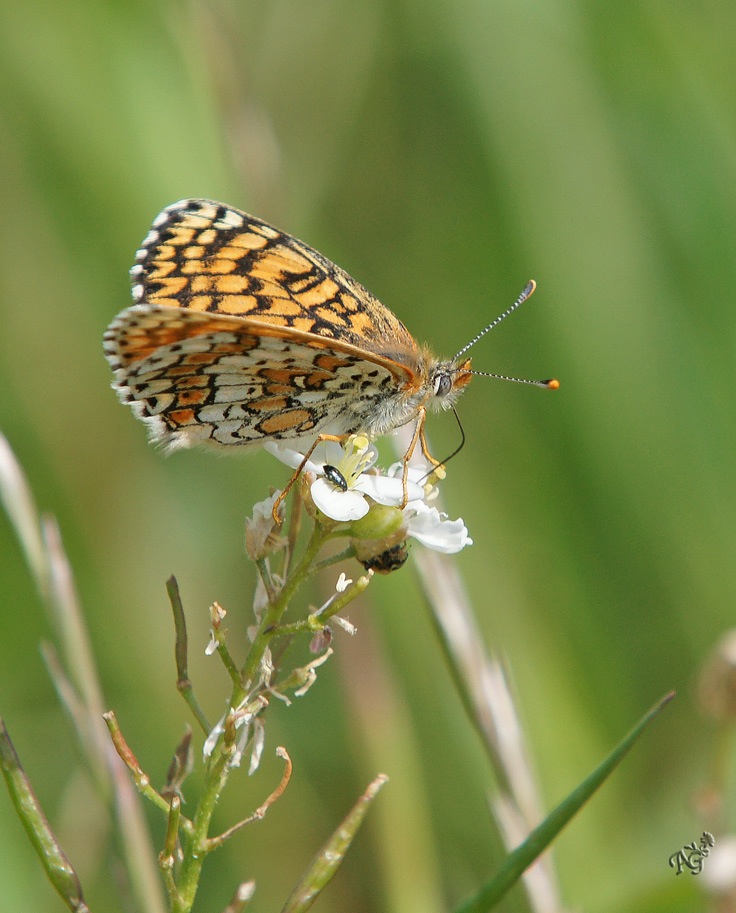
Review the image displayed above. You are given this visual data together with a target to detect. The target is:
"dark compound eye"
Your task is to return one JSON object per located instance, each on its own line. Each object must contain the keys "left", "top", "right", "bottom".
{"left": 434, "top": 372, "right": 453, "bottom": 397}
{"left": 323, "top": 464, "right": 348, "bottom": 491}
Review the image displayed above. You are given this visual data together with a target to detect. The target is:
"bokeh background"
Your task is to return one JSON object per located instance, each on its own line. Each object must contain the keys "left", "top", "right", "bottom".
{"left": 1, "top": 1, "right": 735, "bottom": 911}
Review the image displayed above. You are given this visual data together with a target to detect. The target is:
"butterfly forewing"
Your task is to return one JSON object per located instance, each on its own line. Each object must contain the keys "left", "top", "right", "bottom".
{"left": 105, "top": 199, "right": 456, "bottom": 454}
{"left": 131, "top": 200, "right": 420, "bottom": 365}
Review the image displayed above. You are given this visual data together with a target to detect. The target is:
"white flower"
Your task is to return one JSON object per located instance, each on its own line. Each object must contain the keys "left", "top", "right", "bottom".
{"left": 265, "top": 437, "right": 423, "bottom": 522}
{"left": 402, "top": 500, "right": 473, "bottom": 554}
{"left": 265, "top": 437, "right": 472, "bottom": 554}
{"left": 386, "top": 460, "right": 473, "bottom": 554}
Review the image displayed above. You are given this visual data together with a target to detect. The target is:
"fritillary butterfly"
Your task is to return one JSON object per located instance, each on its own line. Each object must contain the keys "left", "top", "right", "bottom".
{"left": 104, "top": 199, "right": 551, "bottom": 472}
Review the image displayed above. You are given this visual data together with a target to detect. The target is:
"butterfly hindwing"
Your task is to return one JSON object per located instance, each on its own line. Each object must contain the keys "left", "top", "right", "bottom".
{"left": 103, "top": 304, "right": 404, "bottom": 449}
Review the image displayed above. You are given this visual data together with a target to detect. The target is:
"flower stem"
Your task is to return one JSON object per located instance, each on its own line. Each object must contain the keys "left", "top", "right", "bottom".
{"left": 275, "top": 572, "right": 372, "bottom": 637}
{"left": 172, "top": 727, "right": 237, "bottom": 912}
{"left": 103, "top": 711, "right": 193, "bottom": 830}
{"left": 240, "top": 523, "right": 330, "bottom": 687}
{"left": 170, "top": 519, "right": 337, "bottom": 910}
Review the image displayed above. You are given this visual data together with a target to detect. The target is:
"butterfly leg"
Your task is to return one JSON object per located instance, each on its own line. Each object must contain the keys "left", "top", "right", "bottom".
{"left": 397, "top": 409, "right": 447, "bottom": 506}
{"left": 398, "top": 409, "right": 430, "bottom": 507}
{"left": 272, "top": 434, "right": 347, "bottom": 522}
{"left": 418, "top": 423, "right": 442, "bottom": 469}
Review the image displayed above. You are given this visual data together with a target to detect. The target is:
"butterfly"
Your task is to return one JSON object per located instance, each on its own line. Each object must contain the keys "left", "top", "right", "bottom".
{"left": 104, "top": 199, "right": 552, "bottom": 485}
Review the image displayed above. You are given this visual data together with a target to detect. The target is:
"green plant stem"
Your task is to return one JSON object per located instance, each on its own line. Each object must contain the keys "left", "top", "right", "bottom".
{"left": 163, "top": 796, "right": 181, "bottom": 861}
{"left": 280, "top": 774, "right": 388, "bottom": 913}
{"left": 169, "top": 518, "right": 342, "bottom": 909}
{"left": 255, "top": 558, "right": 278, "bottom": 603}
{"left": 159, "top": 797, "right": 182, "bottom": 903}
{"left": 284, "top": 486, "right": 303, "bottom": 578}
{"left": 312, "top": 545, "right": 356, "bottom": 571}
{"left": 166, "top": 512, "right": 351, "bottom": 910}
{"left": 173, "top": 732, "right": 237, "bottom": 913}
{"left": 214, "top": 634, "right": 242, "bottom": 688}
{"left": 103, "top": 712, "right": 193, "bottom": 831}
{"left": 240, "top": 523, "right": 330, "bottom": 687}
{"left": 275, "top": 572, "right": 372, "bottom": 638}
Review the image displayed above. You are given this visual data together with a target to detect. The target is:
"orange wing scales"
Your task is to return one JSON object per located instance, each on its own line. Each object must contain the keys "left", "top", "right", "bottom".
{"left": 105, "top": 199, "right": 471, "bottom": 456}
{"left": 129, "top": 199, "right": 420, "bottom": 366}
{"left": 104, "top": 305, "right": 414, "bottom": 450}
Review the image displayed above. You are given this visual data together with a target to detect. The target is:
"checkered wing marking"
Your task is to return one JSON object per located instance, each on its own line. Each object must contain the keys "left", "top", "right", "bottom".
{"left": 129, "top": 199, "right": 422, "bottom": 373}
{"left": 103, "top": 305, "right": 412, "bottom": 450}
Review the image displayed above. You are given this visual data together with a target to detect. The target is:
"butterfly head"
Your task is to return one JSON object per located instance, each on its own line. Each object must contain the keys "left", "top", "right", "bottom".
{"left": 429, "top": 357, "right": 473, "bottom": 411}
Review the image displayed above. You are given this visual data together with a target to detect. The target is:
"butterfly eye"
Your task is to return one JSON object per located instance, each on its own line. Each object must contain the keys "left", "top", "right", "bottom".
{"left": 434, "top": 372, "right": 453, "bottom": 397}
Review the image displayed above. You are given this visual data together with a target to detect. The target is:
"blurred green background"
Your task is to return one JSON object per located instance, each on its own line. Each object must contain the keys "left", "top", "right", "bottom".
{"left": 1, "top": 1, "right": 734, "bottom": 911}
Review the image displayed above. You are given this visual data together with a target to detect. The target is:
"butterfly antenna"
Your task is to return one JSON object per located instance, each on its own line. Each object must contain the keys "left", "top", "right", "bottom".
{"left": 441, "top": 406, "right": 467, "bottom": 466}
{"left": 452, "top": 279, "right": 537, "bottom": 362}
{"left": 453, "top": 279, "right": 559, "bottom": 390}
{"left": 470, "top": 372, "right": 559, "bottom": 389}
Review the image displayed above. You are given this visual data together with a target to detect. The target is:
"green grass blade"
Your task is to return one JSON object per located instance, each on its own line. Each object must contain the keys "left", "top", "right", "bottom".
{"left": 454, "top": 692, "right": 675, "bottom": 913}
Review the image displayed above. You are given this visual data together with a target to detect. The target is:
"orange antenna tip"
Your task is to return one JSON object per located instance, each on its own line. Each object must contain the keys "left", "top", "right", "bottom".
{"left": 546, "top": 378, "right": 560, "bottom": 390}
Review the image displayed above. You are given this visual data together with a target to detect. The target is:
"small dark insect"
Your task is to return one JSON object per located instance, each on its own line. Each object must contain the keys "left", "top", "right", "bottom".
{"left": 358, "top": 542, "right": 409, "bottom": 574}
{"left": 323, "top": 464, "right": 348, "bottom": 491}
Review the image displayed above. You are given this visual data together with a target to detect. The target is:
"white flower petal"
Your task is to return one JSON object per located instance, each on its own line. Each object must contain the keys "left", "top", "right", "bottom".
{"left": 311, "top": 477, "right": 370, "bottom": 520}
{"left": 248, "top": 719, "right": 266, "bottom": 775}
{"left": 332, "top": 615, "right": 357, "bottom": 635}
{"left": 354, "top": 473, "right": 423, "bottom": 505}
{"left": 336, "top": 572, "right": 353, "bottom": 592}
{"left": 387, "top": 461, "right": 428, "bottom": 485}
{"left": 405, "top": 501, "right": 473, "bottom": 554}
{"left": 263, "top": 441, "right": 320, "bottom": 475}
{"left": 264, "top": 440, "right": 355, "bottom": 476}
{"left": 203, "top": 714, "right": 225, "bottom": 759}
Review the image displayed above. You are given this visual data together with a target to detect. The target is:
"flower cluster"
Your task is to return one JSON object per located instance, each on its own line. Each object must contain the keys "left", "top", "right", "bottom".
{"left": 264, "top": 434, "right": 473, "bottom": 563}
{"left": 216, "top": 434, "right": 472, "bottom": 777}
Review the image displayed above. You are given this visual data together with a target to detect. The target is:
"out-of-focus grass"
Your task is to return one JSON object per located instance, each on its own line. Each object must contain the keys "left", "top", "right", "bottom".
{"left": 1, "top": 1, "right": 734, "bottom": 911}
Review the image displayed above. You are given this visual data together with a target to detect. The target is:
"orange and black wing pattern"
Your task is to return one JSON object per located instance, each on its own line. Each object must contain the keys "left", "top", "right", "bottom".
{"left": 104, "top": 200, "right": 429, "bottom": 450}
{"left": 129, "top": 199, "right": 421, "bottom": 369}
